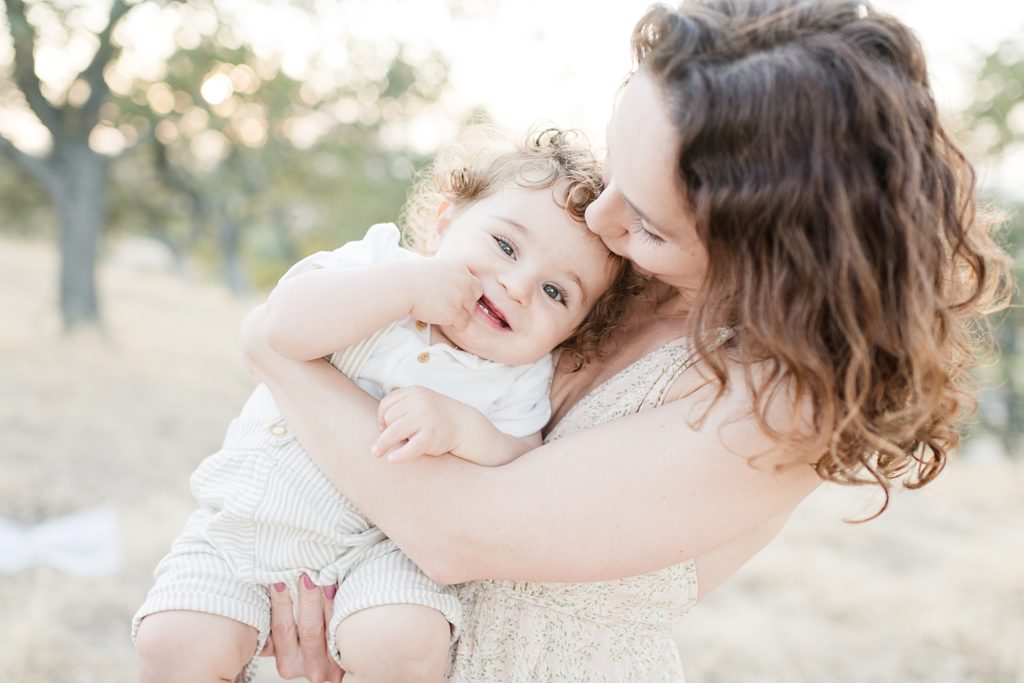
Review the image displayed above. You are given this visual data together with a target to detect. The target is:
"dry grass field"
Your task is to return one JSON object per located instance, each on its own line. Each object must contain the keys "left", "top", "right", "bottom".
{"left": 1, "top": 237, "right": 1021, "bottom": 682}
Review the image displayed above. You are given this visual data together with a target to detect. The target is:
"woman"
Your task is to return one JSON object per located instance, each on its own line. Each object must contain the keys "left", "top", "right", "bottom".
{"left": 243, "top": 1, "right": 1009, "bottom": 680}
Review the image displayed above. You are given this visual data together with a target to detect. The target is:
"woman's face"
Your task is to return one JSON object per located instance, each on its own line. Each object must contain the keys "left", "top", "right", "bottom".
{"left": 585, "top": 69, "right": 709, "bottom": 297}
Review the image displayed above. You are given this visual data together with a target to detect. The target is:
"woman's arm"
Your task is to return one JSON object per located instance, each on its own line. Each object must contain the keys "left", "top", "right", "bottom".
{"left": 243, "top": 306, "right": 821, "bottom": 585}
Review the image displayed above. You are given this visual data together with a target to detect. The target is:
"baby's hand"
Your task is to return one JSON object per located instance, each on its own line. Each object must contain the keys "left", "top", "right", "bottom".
{"left": 409, "top": 258, "right": 483, "bottom": 330}
{"left": 372, "top": 387, "right": 468, "bottom": 463}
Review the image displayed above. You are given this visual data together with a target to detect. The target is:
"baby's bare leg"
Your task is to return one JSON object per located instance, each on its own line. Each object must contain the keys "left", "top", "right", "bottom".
{"left": 335, "top": 604, "right": 451, "bottom": 683}
{"left": 135, "top": 610, "right": 258, "bottom": 683}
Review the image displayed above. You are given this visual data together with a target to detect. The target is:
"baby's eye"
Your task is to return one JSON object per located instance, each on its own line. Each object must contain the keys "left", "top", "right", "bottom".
{"left": 542, "top": 283, "right": 566, "bottom": 304}
{"left": 494, "top": 236, "right": 516, "bottom": 258}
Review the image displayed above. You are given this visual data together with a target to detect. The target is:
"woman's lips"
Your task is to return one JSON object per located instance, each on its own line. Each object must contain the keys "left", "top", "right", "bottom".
{"left": 476, "top": 295, "right": 510, "bottom": 330}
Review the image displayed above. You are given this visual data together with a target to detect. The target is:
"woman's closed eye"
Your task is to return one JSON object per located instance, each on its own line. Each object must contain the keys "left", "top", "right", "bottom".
{"left": 494, "top": 235, "right": 517, "bottom": 259}
{"left": 631, "top": 217, "right": 666, "bottom": 245}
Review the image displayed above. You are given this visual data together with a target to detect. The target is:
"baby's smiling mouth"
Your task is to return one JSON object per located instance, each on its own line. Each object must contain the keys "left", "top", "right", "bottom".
{"left": 477, "top": 296, "right": 510, "bottom": 330}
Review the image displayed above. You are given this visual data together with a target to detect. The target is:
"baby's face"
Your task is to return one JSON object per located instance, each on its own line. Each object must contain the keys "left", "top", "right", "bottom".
{"left": 432, "top": 182, "right": 617, "bottom": 366}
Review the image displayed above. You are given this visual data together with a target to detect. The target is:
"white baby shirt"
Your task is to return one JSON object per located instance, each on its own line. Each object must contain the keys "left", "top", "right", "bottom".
{"left": 239, "top": 223, "right": 554, "bottom": 438}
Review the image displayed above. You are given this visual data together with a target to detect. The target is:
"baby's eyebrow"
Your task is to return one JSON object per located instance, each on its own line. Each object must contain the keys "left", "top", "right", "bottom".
{"left": 566, "top": 272, "right": 587, "bottom": 306}
{"left": 494, "top": 216, "right": 528, "bottom": 235}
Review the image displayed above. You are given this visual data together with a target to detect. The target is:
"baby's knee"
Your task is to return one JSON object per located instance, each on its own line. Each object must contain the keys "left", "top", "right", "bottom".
{"left": 335, "top": 604, "right": 451, "bottom": 682}
{"left": 135, "top": 614, "right": 188, "bottom": 678}
{"left": 135, "top": 611, "right": 258, "bottom": 683}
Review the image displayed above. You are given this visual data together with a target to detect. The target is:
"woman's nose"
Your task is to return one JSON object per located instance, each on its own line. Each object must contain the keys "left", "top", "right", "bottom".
{"left": 585, "top": 186, "right": 629, "bottom": 239}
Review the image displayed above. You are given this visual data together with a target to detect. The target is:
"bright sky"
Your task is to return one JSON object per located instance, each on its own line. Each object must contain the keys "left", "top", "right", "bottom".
{"left": 426, "top": 0, "right": 1024, "bottom": 197}
{"left": 208, "top": 0, "right": 1024, "bottom": 148}
{"left": 5, "top": 0, "right": 1024, "bottom": 191}
{"left": 407, "top": 0, "right": 1024, "bottom": 144}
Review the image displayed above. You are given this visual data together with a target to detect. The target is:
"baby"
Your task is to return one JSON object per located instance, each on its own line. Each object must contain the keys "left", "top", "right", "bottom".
{"left": 133, "top": 128, "right": 628, "bottom": 682}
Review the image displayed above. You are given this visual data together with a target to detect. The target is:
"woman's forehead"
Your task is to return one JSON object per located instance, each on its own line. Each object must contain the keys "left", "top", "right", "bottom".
{"left": 606, "top": 70, "right": 687, "bottom": 233}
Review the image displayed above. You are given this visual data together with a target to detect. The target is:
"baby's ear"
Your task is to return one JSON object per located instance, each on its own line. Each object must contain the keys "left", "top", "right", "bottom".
{"left": 427, "top": 200, "right": 454, "bottom": 253}
{"left": 435, "top": 200, "right": 453, "bottom": 227}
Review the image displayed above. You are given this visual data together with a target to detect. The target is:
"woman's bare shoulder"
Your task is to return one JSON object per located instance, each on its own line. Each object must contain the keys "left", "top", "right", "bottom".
{"left": 664, "top": 351, "right": 824, "bottom": 469}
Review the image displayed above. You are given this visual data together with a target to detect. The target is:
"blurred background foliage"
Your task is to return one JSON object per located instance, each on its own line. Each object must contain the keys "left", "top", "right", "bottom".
{"left": 968, "top": 30, "right": 1024, "bottom": 459}
{"left": 0, "top": 0, "right": 467, "bottom": 320}
{"left": 0, "top": 0, "right": 1021, "bottom": 456}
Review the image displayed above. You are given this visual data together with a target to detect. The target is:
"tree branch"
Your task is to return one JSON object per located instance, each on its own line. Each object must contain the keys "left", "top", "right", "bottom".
{"left": 0, "top": 129, "right": 58, "bottom": 191}
{"left": 153, "top": 135, "right": 213, "bottom": 243}
{"left": 4, "top": 0, "right": 63, "bottom": 135}
{"left": 80, "top": 0, "right": 134, "bottom": 132}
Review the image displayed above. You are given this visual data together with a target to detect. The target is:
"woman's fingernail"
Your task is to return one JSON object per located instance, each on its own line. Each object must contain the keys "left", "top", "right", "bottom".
{"left": 324, "top": 585, "right": 337, "bottom": 599}
{"left": 273, "top": 582, "right": 286, "bottom": 593}
{"left": 302, "top": 574, "right": 316, "bottom": 590}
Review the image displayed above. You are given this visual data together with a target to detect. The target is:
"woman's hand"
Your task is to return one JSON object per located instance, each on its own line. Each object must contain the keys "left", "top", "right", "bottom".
{"left": 261, "top": 575, "right": 344, "bottom": 682}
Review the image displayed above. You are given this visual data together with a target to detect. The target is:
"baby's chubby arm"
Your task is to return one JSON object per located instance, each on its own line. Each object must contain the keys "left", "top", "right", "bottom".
{"left": 263, "top": 257, "right": 483, "bottom": 361}
{"left": 372, "top": 386, "right": 540, "bottom": 466}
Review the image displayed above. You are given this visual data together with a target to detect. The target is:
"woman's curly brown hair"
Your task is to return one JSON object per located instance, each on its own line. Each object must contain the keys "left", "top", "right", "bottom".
{"left": 400, "top": 126, "right": 639, "bottom": 370}
{"left": 632, "top": 0, "right": 1012, "bottom": 514}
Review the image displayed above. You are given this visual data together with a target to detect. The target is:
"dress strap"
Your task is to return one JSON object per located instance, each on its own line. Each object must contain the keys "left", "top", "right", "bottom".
{"left": 545, "top": 327, "right": 734, "bottom": 441}
{"left": 639, "top": 326, "right": 735, "bottom": 411}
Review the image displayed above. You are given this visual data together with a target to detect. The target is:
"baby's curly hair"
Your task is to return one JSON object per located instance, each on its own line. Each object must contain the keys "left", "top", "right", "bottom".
{"left": 401, "top": 126, "right": 638, "bottom": 370}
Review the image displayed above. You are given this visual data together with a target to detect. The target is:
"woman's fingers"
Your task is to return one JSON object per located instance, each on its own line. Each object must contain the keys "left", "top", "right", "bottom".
{"left": 322, "top": 584, "right": 345, "bottom": 681}
{"left": 264, "top": 579, "right": 343, "bottom": 682}
{"left": 297, "top": 574, "right": 341, "bottom": 683}
{"left": 266, "top": 581, "right": 305, "bottom": 678}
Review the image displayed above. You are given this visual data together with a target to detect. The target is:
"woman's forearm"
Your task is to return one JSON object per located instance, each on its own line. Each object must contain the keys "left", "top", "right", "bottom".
{"left": 243, "top": 306, "right": 821, "bottom": 585}
{"left": 250, "top": 340, "right": 486, "bottom": 582}
{"left": 243, "top": 304, "right": 483, "bottom": 580}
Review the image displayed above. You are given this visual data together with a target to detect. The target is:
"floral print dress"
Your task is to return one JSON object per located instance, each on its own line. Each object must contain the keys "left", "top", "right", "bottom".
{"left": 449, "top": 337, "right": 708, "bottom": 682}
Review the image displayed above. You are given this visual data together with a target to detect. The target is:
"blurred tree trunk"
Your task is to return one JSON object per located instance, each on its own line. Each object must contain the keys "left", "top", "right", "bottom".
{"left": 51, "top": 141, "right": 109, "bottom": 326}
{"left": 153, "top": 140, "right": 250, "bottom": 295}
{"left": 218, "top": 212, "right": 246, "bottom": 295}
{"left": 1, "top": 0, "right": 131, "bottom": 329}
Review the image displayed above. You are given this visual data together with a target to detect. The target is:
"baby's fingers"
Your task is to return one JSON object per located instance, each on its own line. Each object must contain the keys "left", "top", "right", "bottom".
{"left": 372, "top": 417, "right": 417, "bottom": 457}
{"left": 386, "top": 432, "right": 431, "bottom": 463}
{"left": 450, "top": 302, "right": 476, "bottom": 332}
{"left": 377, "top": 390, "right": 409, "bottom": 430}
{"left": 469, "top": 275, "right": 484, "bottom": 301}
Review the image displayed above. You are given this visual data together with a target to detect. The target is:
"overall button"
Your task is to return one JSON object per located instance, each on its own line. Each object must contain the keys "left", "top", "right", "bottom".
{"left": 417, "top": 352, "right": 431, "bottom": 363}
{"left": 415, "top": 320, "right": 428, "bottom": 331}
